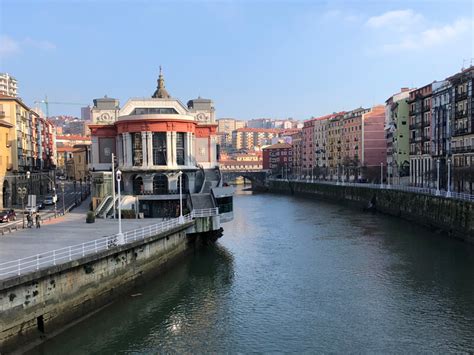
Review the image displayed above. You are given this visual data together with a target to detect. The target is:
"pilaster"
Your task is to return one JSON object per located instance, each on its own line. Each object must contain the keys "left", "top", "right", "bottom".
{"left": 147, "top": 132, "right": 153, "bottom": 167}
{"left": 141, "top": 131, "right": 148, "bottom": 168}
{"left": 166, "top": 131, "right": 172, "bottom": 167}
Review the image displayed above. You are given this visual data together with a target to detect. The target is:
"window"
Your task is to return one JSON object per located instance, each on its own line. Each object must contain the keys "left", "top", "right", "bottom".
{"left": 176, "top": 132, "right": 185, "bottom": 165}
{"left": 132, "top": 133, "right": 143, "bottom": 166}
{"left": 152, "top": 132, "right": 167, "bottom": 165}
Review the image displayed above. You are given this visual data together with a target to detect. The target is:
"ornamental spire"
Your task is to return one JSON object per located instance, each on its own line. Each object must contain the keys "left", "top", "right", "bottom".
{"left": 152, "top": 66, "right": 171, "bottom": 99}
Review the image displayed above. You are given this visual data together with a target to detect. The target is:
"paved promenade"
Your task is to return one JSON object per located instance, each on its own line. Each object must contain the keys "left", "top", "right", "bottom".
{"left": 0, "top": 199, "right": 164, "bottom": 265}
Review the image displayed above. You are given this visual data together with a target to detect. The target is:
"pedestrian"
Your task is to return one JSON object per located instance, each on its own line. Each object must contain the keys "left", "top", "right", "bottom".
{"left": 35, "top": 213, "right": 41, "bottom": 228}
{"left": 27, "top": 213, "right": 32, "bottom": 228}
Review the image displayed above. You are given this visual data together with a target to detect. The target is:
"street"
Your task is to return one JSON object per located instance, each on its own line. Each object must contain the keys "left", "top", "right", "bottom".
{"left": 0, "top": 181, "right": 90, "bottom": 232}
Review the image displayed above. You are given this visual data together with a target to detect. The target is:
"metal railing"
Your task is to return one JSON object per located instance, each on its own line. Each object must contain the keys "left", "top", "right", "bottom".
{"left": 191, "top": 207, "right": 219, "bottom": 218}
{"left": 0, "top": 208, "right": 219, "bottom": 279}
{"left": 270, "top": 178, "right": 474, "bottom": 202}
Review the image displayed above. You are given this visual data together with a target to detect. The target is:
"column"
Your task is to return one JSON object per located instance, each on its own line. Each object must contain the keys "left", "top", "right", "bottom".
{"left": 171, "top": 131, "right": 177, "bottom": 167}
{"left": 190, "top": 133, "right": 195, "bottom": 166}
{"left": 124, "top": 132, "right": 132, "bottom": 166}
{"left": 141, "top": 131, "right": 147, "bottom": 168}
{"left": 185, "top": 132, "right": 192, "bottom": 166}
{"left": 166, "top": 131, "right": 172, "bottom": 168}
{"left": 147, "top": 132, "right": 153, "bottom": 167}
{"left": 91, "top": 136, "right": 100, "bottom": 165}
{"left": 118, "top": 134, "right": 124, "bottom": 166}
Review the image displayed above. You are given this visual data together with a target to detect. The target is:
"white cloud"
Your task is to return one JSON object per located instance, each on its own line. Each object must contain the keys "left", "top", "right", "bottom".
{"left": 0, "top": 35, "right": 56, "bottom": 58}
{"left": 366, "top": 9, "right": 424, "bottom": 32}
{"left": 381, "top": 18, "right": 472, "bottom": 52}
{"left": 0, "top": 35, "right": 21, "bottom": 57}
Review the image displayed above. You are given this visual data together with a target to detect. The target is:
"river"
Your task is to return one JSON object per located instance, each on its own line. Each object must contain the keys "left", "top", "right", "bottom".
{"left": 32, "top": 188, "right": 474, "bottom": 353}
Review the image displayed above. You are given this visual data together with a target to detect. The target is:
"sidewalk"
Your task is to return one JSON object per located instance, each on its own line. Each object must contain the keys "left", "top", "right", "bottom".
{"left": 0, "top": 201, "right": 164, "bottom": 264}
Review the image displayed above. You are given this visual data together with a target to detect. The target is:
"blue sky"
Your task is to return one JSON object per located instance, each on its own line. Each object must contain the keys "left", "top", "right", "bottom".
{"left": 0, "top": 0, "right": 472, "bottom": 119}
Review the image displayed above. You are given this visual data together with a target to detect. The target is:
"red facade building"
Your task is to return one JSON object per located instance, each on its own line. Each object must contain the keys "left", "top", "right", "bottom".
{"left": 263, "top": 143, "right": 293, "bottom": 173}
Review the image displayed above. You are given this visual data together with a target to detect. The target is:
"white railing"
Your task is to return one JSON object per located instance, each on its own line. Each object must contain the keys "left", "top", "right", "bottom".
{"left": 0, "top": 211, "right": 207, "bottom": 279}
{"left": 270, "top": 178, "right": 474, "bottom": 202}
{"left": 191, "top": 207, "right": 219, "bottom": 218}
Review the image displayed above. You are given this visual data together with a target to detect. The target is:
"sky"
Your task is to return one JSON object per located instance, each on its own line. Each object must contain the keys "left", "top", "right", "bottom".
{"left": 0, "top": 0, "right": 473, "bottom": 120}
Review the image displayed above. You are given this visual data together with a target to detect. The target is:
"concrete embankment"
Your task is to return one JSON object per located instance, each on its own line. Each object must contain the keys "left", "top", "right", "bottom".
{"left": 267, "top": 180, "right": 474, "bottom": 243}
{"left": 0, "top": 221, "right": 204, "bottom": 353}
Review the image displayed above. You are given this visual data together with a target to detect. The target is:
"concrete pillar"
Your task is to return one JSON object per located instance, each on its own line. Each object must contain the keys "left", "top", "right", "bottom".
{"left": 171, "top": 131, "right": 177, "bottom": 167}
{"left": 147, "top": 132, "right": 153, "bottom": 167}
{"left": 91, "top": 136, "right": 100, "bottom": 165}
{"left": 141, "top": 131, "right": 147, "bottom": 168}
{"left": 127, "top": 133, "right": 133, "bottom": 166}
{"left": 118, "top": 134, "right": 124, "bottom": 166}
{"left": 191, "top": 133, "right": 195, "bottom": 166}
{"left": 166, "top": 131, "right": 172, "bottom": 168}
{"left": 185, "top": 132, "right": 191, "bottom": 166}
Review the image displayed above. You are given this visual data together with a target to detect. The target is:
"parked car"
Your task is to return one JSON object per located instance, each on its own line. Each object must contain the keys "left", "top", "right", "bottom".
{"left": 0, "top": 210, "right": 16, "bottom": 223}
{"left": 36, "top": 201, "right": 45, "bottom": 210}
{"left": 43, "top": 195, "right": 58, "bottom": 205}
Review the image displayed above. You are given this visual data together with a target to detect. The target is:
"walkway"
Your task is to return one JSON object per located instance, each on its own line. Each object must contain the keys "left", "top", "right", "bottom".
{"left": 272, "top": 178, "right": 474, "bottom": 202}
{"left": 0, "top": 200, "right": 164, "bottom": 265}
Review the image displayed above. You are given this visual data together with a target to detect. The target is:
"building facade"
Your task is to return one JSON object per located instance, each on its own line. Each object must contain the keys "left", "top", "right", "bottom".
{"left": 409, "top": 83, "right": 433, "bottom": 187}
{"left": 448, "top": 67, "right": 473, "bottom": 193}
{"left": 0, "top": 95, "right": 56, "bottom": 209}
{"left": 231, "top": 128, "right": 281, "bottom": 151}
{"left": 88, "top": 70, "right": 230, "bottom": 219}
{"left": 262, "top": 143, "right": 292, "bottom": 174}
{"left": 0, "top": 73, "right": 18, "bottom": 97}
{"left": 386, "top": 89, "right": 412, "bottom": 184}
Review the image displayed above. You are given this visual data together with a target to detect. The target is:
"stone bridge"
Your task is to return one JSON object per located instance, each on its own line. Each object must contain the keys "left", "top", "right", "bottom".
{"left": 220, "top": 170, "right": 269, "bottom": 188}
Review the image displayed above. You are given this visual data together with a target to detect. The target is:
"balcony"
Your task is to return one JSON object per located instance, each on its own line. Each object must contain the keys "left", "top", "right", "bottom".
{"left": 454, "top": 127, "right": 470, "bottom": 136}
{"left": 409, "top": 122, "right": 422, "bottom": 130}
{"left": 455, "top": 110, "right": 467, "bottom": 119}
{"left": 452, "top": 146, "right": 473, "bottom": 154}
{"left": 456, "top": 91, "right": 468, "bottom": 101}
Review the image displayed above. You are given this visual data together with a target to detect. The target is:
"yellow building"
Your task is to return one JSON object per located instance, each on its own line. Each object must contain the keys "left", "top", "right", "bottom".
{"left": 0, "top": 119, "right": 13, "bottom": 209}
{"left": 0, "top": 94, "right": 57, "bottom": 208}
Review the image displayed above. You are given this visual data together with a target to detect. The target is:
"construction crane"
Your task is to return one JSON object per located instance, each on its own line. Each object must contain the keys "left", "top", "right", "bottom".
{"left": 34, "top": 95, "right": 88, "bottom": 118}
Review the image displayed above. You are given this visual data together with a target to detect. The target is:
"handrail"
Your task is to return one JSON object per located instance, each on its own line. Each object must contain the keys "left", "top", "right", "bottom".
{"left": 0, "top": 208, "right": 220, "bottom": 278}
{"left": 269, "top": 178, "right": 474, "bottom": 202}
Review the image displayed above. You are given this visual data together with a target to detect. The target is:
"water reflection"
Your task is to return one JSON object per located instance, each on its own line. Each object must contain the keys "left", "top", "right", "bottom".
{"left": 32, "top": 245, "right": 234, "bottom": 355}
{"left": 32, "top": 187, "right": 474, "bottom": 353}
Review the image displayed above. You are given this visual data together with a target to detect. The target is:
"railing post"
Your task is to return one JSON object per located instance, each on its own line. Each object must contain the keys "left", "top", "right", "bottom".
{"left": 53, "top": 250, "right": 56, "bottom": 265}
{"left": 106, "top": 237, "right": 109, "bottom": 249}
{"left": 82, "top": 244, "right": 85, "bottom": 257}
{"left": 95, "top": 240, "right": 98, "bottom": 253}
{"left": 69, "top": 246, "right": 72, "bottom": 261}
{"left": 36, "top": 254, "right": 39, "bottom": 270}
{"left": 18, "top": 259, "right": 21, "bottom": 276}
{"left": 134, "top": 229, "right": 137, "bottom": 241}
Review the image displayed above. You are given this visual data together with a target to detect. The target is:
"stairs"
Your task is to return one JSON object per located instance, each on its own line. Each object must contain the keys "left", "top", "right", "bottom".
{"left": 190, "top": 193, "right": 215, "bottom": 209}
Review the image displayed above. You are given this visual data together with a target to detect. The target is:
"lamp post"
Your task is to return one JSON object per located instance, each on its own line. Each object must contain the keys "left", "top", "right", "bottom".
{"left": 17, "top": 187, "right": 27, "bottom": 228}
{"left": 436, "top": 159, "right": 440, "bottom": 196}
{"left": 447, "top": 158, "right": 452, "bottom": 197}
{"left": 60, "top": 182, "right": 65, "bottom": 215}
{"left": 178, "top": 171, "right": 184, "bottom": 224}
{"left": 116, "top": 170, "right": 124, "bottom": 244}
{"left": 380, "top": 162, "right": 384, "bottom": 188}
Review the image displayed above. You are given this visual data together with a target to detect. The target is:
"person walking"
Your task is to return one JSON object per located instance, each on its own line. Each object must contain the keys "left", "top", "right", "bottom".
{"left": 35, "top": 213, "right": 41, "bottom": 228}
{"left": 26, "top": 213, "right": 33, "bottom": 228}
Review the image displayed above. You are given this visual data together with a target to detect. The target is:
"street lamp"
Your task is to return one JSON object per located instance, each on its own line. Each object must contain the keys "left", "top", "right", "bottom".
{"left": 17, "top": 187, "right": 27, "bottom": 228}
{"left": 60, "top": 182, "right": 65, "bottom": 215}
{"left": 436, "top": 159, "right": 440, "bottom": 196}
{"left": 116, "top": 170, "right": 124, "bottom": 244}
{"left": 177, "top": 171, "right": 184, "bottom": 224}
{"left": 447, "top": 158, "right": 452, "bottom": 197}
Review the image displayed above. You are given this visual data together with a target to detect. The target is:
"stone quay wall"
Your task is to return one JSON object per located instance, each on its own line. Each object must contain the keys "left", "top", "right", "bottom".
{"left": 268, "top": 180, "right": 474, "bottom": 243}
{"left": 0, "top": 222, "right": 195, "bottom": 353}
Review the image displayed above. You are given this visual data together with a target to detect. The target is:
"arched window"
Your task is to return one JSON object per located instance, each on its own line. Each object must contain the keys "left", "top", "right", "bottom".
{"left": 153, "top": 174, "right": 168, "bottom": 194}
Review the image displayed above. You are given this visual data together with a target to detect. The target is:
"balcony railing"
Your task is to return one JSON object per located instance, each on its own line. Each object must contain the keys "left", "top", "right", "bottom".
{"left": 452, "top": 146, "right": 473, "bottom": 154}
{"left": 456, "top": 92, "right": 468, "bottom": 101}
{"left": 455, "top": 110, "right": 467, "bottom": 119}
